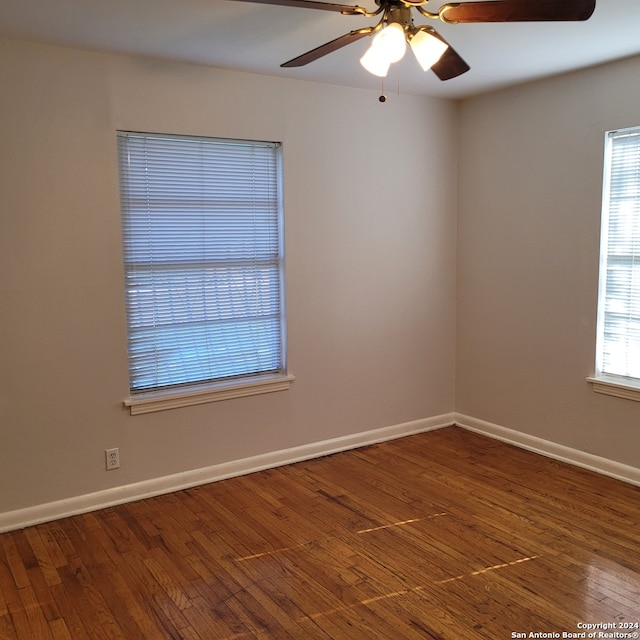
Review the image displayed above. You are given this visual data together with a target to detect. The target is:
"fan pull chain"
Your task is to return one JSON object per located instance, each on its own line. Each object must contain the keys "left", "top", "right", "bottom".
{"left": 378, "top": 69, "right": 402, "bottom": 102}
{"left": 379, "top": 77, "right": 387, "bottom": 103}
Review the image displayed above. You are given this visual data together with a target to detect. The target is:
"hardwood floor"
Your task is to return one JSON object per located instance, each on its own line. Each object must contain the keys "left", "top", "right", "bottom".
{"left": 1, "top": 426, "right": 639, "bottom": 639}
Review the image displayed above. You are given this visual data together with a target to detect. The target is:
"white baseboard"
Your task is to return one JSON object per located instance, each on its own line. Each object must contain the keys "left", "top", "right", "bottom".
{"left": 454, "top": 413, "right": 640, "bottom": 487}
{"left": 5, "top": 411, "right": 636, "bottom": 534}
{"left": 0, "top": 413, "right": 455, "bottom": 533}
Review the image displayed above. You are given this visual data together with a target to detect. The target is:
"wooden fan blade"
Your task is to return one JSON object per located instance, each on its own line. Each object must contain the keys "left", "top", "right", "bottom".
{"left": 281, "top": 27, "right": 374, "bottom": 67}
{"left": 441, "top": 0, "right": 596, "bottom": 23}
{"left": 428, "top": 30, "right": 470, "bottom": 80}
{"left": 232, "top": 0, "right": 368, "bottom": 15}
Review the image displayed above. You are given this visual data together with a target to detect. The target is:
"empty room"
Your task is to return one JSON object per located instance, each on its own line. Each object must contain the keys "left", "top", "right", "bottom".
{"left": 1, "top": 0, "right": 639, "bottom": 637}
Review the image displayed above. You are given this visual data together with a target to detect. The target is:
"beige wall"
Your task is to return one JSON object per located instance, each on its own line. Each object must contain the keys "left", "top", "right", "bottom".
{"left": 0, "top": 39, "right": 457, "bottom": 513}
{"left": 3, "top": 36, "right": 640, "bottom": 517}
{"left": 457, "top": 56, "right": 640, "bottom": 467}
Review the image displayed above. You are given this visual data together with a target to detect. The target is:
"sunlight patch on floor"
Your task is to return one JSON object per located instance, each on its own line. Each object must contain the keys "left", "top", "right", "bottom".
{"left": 357, "top": 512, "right": 448, "bottom": 534}
{"left": 234, "top": 542, "right": 310, "bottom": 562}
{"left": 436, "top": 555, "right": 540, "bottom": 584}
{"left": 297, "top": 554, "right": 541, "bottom": 624}
{"left": 234, "top": 511, "right": 449, "bottom": 561}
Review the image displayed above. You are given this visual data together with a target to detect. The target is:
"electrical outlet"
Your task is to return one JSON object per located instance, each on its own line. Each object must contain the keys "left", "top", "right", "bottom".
{"left": 105, "top": 448, "right": 120, "bottom": 470}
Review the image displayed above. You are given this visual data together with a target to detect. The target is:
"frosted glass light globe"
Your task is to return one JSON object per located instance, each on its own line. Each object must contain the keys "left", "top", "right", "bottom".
{"left": 373, "top": 22, "right": 406, "bottom": 64}
{"left": 360, "top": 43, "right": 391, "bottom": 77}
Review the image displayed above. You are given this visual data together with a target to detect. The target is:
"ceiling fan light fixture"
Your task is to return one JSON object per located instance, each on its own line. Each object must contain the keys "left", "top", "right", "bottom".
{"left": 359, "top": 42, "right": 391, "bottom": 77}
{"left": 359, "top": 21, "right": 407, "bottom": 77}
{"left": 374, "top": 22, "right": 407, "bottom": 63}
{"left": 409, "top": 29, "right": 449, "bottom": 71}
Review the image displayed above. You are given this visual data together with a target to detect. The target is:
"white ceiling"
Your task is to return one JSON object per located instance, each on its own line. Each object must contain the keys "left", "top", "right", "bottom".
{"left": 1, "top": 0, "right": 639, "bottom": 99}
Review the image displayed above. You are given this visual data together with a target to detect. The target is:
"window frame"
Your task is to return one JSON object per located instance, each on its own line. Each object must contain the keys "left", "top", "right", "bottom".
{"left": 589, "top": 125, "right": 640, "bottom": 401}
{"left": 117, "top": 131, "right": 293, "bottom": 414}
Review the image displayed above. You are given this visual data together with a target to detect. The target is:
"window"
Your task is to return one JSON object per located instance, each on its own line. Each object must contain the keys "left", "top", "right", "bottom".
{"left": 591, "top": 126, "right": 640, "bottom": 400}
{"left": 117, "top": 131, "right": 291, "bottom": 414}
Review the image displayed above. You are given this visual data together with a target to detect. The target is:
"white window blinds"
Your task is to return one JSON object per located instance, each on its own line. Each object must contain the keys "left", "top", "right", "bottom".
{"left": 117, "top": 131, "right": 285, "bottom": 394}
{"left": 597, "top": 126, "right": 640, "bottom": 380}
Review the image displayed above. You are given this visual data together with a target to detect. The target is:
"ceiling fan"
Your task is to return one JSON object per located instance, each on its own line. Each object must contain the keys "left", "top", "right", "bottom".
{"left": 232, "top": 0, "right": 596, "bottom": 81}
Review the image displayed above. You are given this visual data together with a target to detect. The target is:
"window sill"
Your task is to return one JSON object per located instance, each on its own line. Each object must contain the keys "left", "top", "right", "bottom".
{"left": 587, "top": 375, "right": 640, "bottom": 402}
{"left": 124, "top": 374, "right": 295, "bottom": 415}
